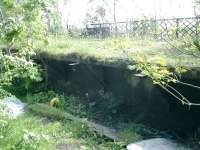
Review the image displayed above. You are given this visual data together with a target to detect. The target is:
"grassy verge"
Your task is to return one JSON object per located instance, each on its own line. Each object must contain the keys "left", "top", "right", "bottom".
{"left": 0, "top": 91, "right": 128, "bottom": 150}
{"left": 0, "top": 112, "right": 125, "bottom": 150}
{"left": 38, "top": 37, "right": 200, "bottom": 68}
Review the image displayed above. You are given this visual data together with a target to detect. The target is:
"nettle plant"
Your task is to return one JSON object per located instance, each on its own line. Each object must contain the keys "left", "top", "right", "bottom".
{"left": 0, "top": 0, "right": 54, "bottom": 95}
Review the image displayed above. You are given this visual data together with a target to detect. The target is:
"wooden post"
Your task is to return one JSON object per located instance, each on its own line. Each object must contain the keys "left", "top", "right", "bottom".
{"left": 99, "top": 24, "right": 102, "bottom": 38}
{"left": 126, "top": 22, "right": 128, "bottom": 36}
{"left": 176, "top": 18, "right": 180, "bottom": 38}
{"left": 195, "top": 17, "right": 199, "bottom": 38}
{"left": 154, "top": 19, "right": 157, "bottom": 39}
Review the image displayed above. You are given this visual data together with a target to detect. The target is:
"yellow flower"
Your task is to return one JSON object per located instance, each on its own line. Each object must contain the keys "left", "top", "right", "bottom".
{"left": 155, "top": 57, "right": 166, "bottom": 66}
{"left": 50, "top": 97, "right": 60, "bottom": 107}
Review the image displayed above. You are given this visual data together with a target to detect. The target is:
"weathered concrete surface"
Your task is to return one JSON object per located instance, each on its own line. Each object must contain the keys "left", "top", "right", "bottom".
{"left": 0, "top": 97, "right": 25, "bottom": 118}
{"left": 40, "top": 58, "right": 200, "bottom": 135}
{"left": 127, "top": 138, "right": 192, "bottom": 150}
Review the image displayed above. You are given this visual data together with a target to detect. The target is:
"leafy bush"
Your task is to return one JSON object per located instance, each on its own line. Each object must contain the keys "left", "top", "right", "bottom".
{"left": 59, "top": 95, "right": 88, "bottom": 118}
{"left": 82, "top": 91, "right": 123, "bottom": 123}
{"left": 26, "top": 91, "right": 88, "bottom": 117}
{"left": 25, "top": 91, "right": 59, "bottom": 104}
{"left": 0, "top": 51, "right": 42, "bottom": 85}
{"left": 0, "top": 0, "right": 53, "bottom": 96}
{"left": 26, "top": 90, "right": 124, "bottom": 123}
{"left": 0, "top": 88, "right": 13, "bottom": 99}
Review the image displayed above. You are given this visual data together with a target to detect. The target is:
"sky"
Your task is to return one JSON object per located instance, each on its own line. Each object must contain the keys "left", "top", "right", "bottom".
{"left": 58, "top": 0, "right": 195, "bottom": 26}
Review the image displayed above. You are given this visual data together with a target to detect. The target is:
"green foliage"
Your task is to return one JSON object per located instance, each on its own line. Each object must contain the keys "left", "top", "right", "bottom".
{"left": 0, "top": 52, "right": 42, "bottom": 86}
{"left": 27, "top": 104, "right": 125, "bottom": 149}
{"left": 25, "top": 91, "right": 58, "bottom": 104}
{"left": 26, "top": 91, "right": 88, "bottom": 117}
{"left": 0, "top": 0, "right": 50, "bottom": 51}
{"left": 0, "top": 0, "right": 56, "bottom": 96}
{"left": 0, "top": 88, "right": 13, "bottom": 99}
{"left": 129, "top": 53, "right": 176, "bottom": 84}
{"left": 67, "top": 27, "right": 86, "bottom": 38}
{"left": 0, "top": 51, "right": 42, "bottom": 97}
{"left": 26, "top": 90, "right": 123, "bottom": 123}
{"left": 41, "top": 37, "right": 198, "bottom": 69}
{"left": 118, "top": 128, "right": 143, "bottom": 143}
{"left": 172, "top": 36, "right": 200, "bottom": 54}
{"left": 117, "top": 123, "right": 160, "bottom": 143}
{"left": 168, "top": 25, "right": 178, "bottom": 38}
{"left": 191, "top": 38, "right": 200, "bottom": 51}
{"left": 28, "top": 103, "right": 68, "bottom": 120}
{"left": 59, "top": 95, "right": 88, "bottom": 118}
{"left": 0, "top": 115, "right": 55, "bottom": 149}
{"left": 86, "top": 92, "right": 122, "bottom": 123}
{"left": 128, "top": 52, "right": 199, "bottom": 106}
{"left": 106, "top": 36, "right": 130, "bottom": 50}
{"left": 0, "top": 113, "right": 109, "bottom": 150}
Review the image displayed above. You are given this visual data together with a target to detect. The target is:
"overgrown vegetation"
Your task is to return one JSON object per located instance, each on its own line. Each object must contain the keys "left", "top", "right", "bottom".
{"left": 0, "top": 113, "right": 125, "bottom": 150}
{"left": 1, "top": 0, "right": 200, "bottom": 149}
{"left": 0, "top": 0, "right": 51, "bottom": 97}
{"left": 39, "top": 35, "right": 200, "bottom": 107}
{"left": 39, "top": 36, "right": 200, "bottom": 67}
{"left": 25, "top": 91, "right": 123, "bottom": 123}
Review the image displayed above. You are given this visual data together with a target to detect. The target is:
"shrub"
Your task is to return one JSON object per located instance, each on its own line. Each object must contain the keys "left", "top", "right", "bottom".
{"left": 25, "top": 91, "right": 59, "bottom": 104}
{"left": 0, "top": 88, "right": 13, "bottom": 99}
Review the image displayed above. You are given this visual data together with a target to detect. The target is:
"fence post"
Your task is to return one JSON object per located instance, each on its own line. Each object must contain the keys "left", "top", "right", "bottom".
{"left": 126, "top": 22, "right": 128, "bottom": 36}
{"left": 176, "top": 18, "right": 180, "bottom": 38}
{"left": 195, "top": 17, "right": 199, "bottom": 38}
{"left": 99, "top": 24, "right": 102, "bottom": 38}
{"left": 154, "top": 19, "right": 157, "bottom": 39}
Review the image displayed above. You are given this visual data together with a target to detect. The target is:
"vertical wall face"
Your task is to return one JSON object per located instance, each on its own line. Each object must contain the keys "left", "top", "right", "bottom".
{"left": 44, "top": 58, "right": 200, "bottom": 134}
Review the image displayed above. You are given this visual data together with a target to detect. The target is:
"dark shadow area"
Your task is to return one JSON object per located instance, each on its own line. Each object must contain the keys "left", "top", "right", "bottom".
{"left": 38, "top": 55, "right": 200, "bottom": 140}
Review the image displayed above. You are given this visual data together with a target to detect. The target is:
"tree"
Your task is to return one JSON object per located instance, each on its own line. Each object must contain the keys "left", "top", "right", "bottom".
{"left": 194, "top": 0, "right": 200, "bottom": 17}
{"left": 85, "top": 0, "right": 107, "bottom": 24}
{"left": 0, "top": 0, "right": 51, "bottom": 53}
{"left": 0, "top": 0, "right": 55, "bottom": 95}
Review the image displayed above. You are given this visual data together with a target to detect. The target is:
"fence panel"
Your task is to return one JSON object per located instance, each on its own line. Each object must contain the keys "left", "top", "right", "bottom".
{"left": 86, "top": 17, "right": 200, "bottom": 40}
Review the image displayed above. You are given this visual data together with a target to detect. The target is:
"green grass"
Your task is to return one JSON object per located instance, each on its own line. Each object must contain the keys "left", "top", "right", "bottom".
{"left": 0, "top": 111, "right": 125, "bottom": 150}
{"left": 0, "top": 114, "right": 62, "bottom": 150}
{"left": 0, "top": 89, "right": 147, "bottom": 150}
{"left": 38, "top": 36, "right": 200, "bottom": 68}
{"left": 27, "top": 103, "right": 145, "bottom": 145}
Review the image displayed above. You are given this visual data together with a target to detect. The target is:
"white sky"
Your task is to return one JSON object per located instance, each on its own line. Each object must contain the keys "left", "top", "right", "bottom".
{"left": 58, "top": 0, "right": 195, "bottom": 26}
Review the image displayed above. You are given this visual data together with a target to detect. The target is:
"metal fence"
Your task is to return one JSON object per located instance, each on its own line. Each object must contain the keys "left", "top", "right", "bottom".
{"left": 86, "top": 17, "right": 200, "bottom": 40}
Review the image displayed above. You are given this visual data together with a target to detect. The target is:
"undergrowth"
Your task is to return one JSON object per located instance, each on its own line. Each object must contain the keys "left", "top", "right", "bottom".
{"left": 25, "top": 90, "right": 124, "bottom": 123}
{"left": 0, "top": 111, "right": 125, "bottom": 150}
{"left": 26, "top": 91, "right": 158, "bottom": 143}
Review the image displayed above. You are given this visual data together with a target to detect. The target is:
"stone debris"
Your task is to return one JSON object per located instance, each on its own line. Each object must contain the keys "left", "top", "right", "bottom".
{"left": 0, "top": 97, "right": 25, "bottom": 118}
{"left": 127, "top": 138, "right": 193, "bottom": 150}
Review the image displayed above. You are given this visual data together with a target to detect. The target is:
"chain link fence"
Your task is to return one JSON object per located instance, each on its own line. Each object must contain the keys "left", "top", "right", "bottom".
{"left": 85, "top": 17, "right": 200, "bottom": 40}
